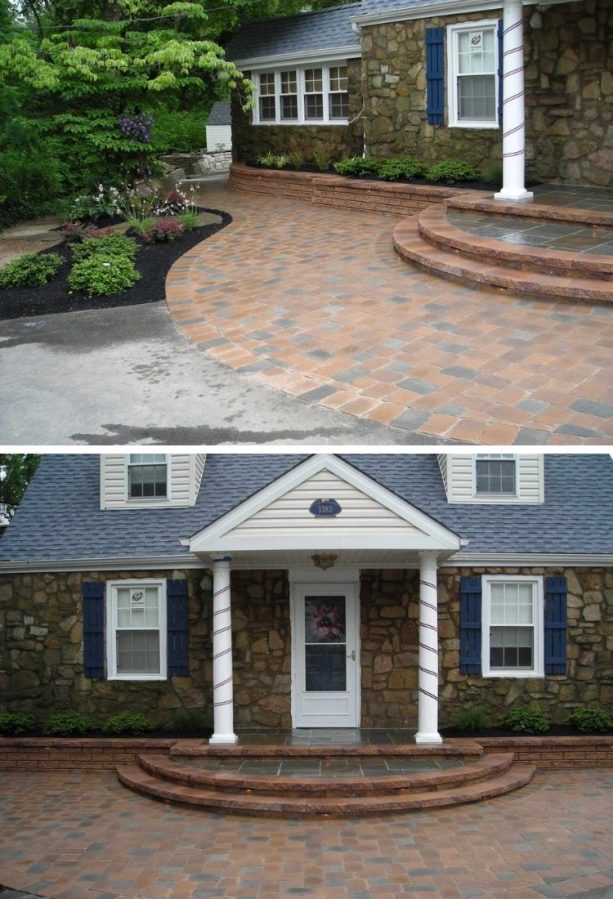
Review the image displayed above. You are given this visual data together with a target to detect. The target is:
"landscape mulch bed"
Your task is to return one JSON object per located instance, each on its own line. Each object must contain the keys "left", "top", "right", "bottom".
{"left": 0, "top": 208, "right": 232, "bottom": 321}
{"left": 441, "top": 724, "right": 610, "bottom": 738}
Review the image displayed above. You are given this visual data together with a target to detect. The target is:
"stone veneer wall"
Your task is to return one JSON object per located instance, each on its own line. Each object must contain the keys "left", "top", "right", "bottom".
{"left": 231, "top": 58, "right": 364, "bottom": 164}
{"left": 360, "top": 0, "right": 612, "bottom": 186}
{"left": 1, "top": 567, "right": 611, "bottom": 729}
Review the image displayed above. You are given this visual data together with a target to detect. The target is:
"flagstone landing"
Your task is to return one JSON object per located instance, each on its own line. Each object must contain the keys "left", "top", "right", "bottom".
{"left": 165, "top": 181, "right": 613, "bottom": 445}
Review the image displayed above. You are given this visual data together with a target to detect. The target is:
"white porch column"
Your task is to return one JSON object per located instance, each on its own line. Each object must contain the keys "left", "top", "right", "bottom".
{"left": 495, "top": 0, "right": 533, "bottom": 202}
{"left": 209, "top": 556, "right": 237, "bottom": 745}
{"left": 416, "top": 552, "right": 442, "bottom": 744}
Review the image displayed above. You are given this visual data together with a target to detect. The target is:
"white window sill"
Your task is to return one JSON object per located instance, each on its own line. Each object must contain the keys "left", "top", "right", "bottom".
{"left": 107, "top": 675, "right": 167, "bottom": 682}
{"left": 254, "top": 121, "right": 349, "bottom": 127}
{"left": 482, "top": 671, "right": 544, "bottom": 679}
{"left": 448, "top": 122, "right": 500, "bottom": 130}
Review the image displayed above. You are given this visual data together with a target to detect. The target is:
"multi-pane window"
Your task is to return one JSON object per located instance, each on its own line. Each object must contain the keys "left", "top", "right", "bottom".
{"left": 476, "top": 454, "right": 516, "bottom": 495}
{"left": 259, "top": 72, "right": 277, "bottom": 121}
{"left": 280, "top": 70, "right": 299, "bottom": 120}
{"left": 329, "top": 65, "right": 349, "bottom": 120}
{"left": 253, "top": 63, "right": 350, "bottom": 125}
{"left": 108, "top": 582, "right": 166, "bottom": 680}
{"left": 449, "top": 23, "right": 498, "bottom": 126}
{"left": 128, "top": 454, "right": 167, "bottom": 499}
{"left": 489, "top": 582, "right": 534, "bottom": 669}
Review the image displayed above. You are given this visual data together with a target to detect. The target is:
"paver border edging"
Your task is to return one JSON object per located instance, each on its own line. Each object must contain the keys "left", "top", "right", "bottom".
{"left": 1, "top": 736, "right": 611, "bottom": 770}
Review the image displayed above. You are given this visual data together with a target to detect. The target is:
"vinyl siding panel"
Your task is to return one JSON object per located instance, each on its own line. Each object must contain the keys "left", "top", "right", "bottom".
{"left": 447, "top": 455, "right": 544, "bottom": 504}
{"left": 206, "top": 124, "right": 232, "bottom": 151}
{"left": 193, "top": 454, "right": 207, "bottom": 504}
{"left": 100, "top": 455, "right": 199, "bottom": 510}
{"left": 233, "top": 469, "right": 426, "bottom": 536}
{"left": 437, "top": 455, "right": 448, "bottom": 497}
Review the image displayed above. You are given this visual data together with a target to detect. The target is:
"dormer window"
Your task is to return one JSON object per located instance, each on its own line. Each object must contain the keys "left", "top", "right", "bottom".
{"left": 127, "top": 454, "right": 168, "bottom": 500}
{"left": 475, "top": 454, "right": 516, "bottom": 496}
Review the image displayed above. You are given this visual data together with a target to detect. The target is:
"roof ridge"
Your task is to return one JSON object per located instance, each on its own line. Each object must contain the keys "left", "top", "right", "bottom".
{"left": 238, "top": 2, "right": 363, "bottom": 29}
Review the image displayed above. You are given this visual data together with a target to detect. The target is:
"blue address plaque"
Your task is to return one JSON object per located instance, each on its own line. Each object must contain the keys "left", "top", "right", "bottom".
{"left": 309, "top": 498, "right": 342, "bottom": 518}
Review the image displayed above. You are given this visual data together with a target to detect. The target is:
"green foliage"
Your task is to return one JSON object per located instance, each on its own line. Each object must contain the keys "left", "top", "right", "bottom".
{"left": 379, "top": 157, "right": 427, "bottom": 182}
{"left": 0, "top": 454, "right": 40, "bottom": 518}
{"left": 257, "top": 152, "right": 290, "bottom": 170}
{"left": 69, "top": 186, "right": 123, "bottom": 223}
{"left": 333, "top": 156, "right": 383, "bottom": 178}
{"left": 127, "top": 216, "right": 156, "bottom": 235}
{"left": 102, "top": 711, "right": 154, "bottom": 736}
{"left": 164, "top": 710, "right": 211, "bottom": 735}
{"left": 68, "top": 253, "right": 140, "bottom": 297}
{"left": 568, "top": 707, "right": 613, "bottom": 734}
{"left": 44, "top": 711, "right": 92, "bottom": 736}
{"left": 503, "top": 706, "right": 550, "bottom": 735}
{"left": 453, "top": 708, "right": 490, "bottom": 732}
{"left": 0, "top": 252, "right": 63, "bottom": 288}
{"left": 0, "top": 712, "right": 37, "bottom": 735}
{"left": 72, "top": 233, "right": 139, "bottom": 263}
{"left": 288, "top": 150, "right": 305, "bottom": 171}
{"left": 141, "top": 217, "right": 184, "bottom": 242}
{"left": 426, "top": 159, "right": 479, "bottom": 183}
{"left": 0, "top": 148, "right": 65, "bottom": 229}
{"left": 483, "top": 162, "right": 503, "bottom": 185}
{"left": 154, "top": 107, "right": 208, "bottom": 154}
{"left": 179, "top": 210, "right": 200, "bottom": 231}
{"left": 312, "top": 150, "right": 330, "bottom": 172}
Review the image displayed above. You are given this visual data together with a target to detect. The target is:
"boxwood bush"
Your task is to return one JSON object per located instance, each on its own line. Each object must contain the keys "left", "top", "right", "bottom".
{"left": 0, "top": 252, "right": 63, "bottom": 289}
{"left": 379, "top": 157, "right": 427, "bottom": 182}
{"left": 102, "top": 711, "right": 154, "bottom": 736}
{"left": 0, "top": 711, "right": 37, "bottom": 735}
{"left": 568, "top": 707, "right": 613, "bottom": 734}
{"left": 44, "top": 711, "right": 92, "bottom": 736}
{"left": 68, "top": 253, "right": 140, "bottom": 296}
{"left": 333, "top": 156, "right": 383, "bottom": 178}
{"left": 426, "top": 159, "right": 479, "bottom": 183}
{"left": 503, "top": 706, "right": 550, "bottom": 734}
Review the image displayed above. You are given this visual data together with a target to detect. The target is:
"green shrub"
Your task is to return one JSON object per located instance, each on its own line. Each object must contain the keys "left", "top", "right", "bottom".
{"left": 153, "top": 107, "right": 208, "bottom": 154}
{"left": 44, "top": 711, "right": 92, "bottom": 736}
{"left": 72, "top": 233, "right": 139, "bottom": 263}
{"left": 0, "top": 712, "right": 36, "bottom": 735}
{"left": 141, "top": 217, "right": 184, "bottom": 243}
{"left": 164, "top": 711, "right": 211, "bottom": 735}
{"left": 102, "top": 711, "right": 154, "bottom": 736}
{"left": 452, "top": 708, "right": 490, "bottom": 732}
{"left": 379, "top": 157, "right": 428, "bottom": 182}
{"left": 503, "top": 706, "right": 550, "bottom": 734}
{"left": 333, "top": 156, "right": 382, "bottom": 178}
{"left": 257, "top": 152, "right": 290, "bottom": 170}
{"left": 288, "top": 151, "right": 305, "bottom": 171}
{"left": 68, "top": 253, "right": 140, "bottom": 297}
{"left": 127, "top": 216, "right": 156, "bottom": 236}
{"left": 312, "top": 150, "right": 330, "bottom": 172}
{"left": 0, "top": 147, "right": 64, "bottom": 230}
{"left": 179, "top": 211, "right": 200, "bottom": 232}
{"left": 568, "top": 707, "right": 613, "bottom": 734}
{"left": 0, "top": 252, "right": 63, "bottom": 289}
{"left": 426, "top": 159, "right": 479, "bottom": 183}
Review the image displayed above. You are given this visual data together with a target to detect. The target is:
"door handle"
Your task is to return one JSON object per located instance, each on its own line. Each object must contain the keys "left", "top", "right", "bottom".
{"left": 348, "top": 649, "right": 356, "bottom": 661}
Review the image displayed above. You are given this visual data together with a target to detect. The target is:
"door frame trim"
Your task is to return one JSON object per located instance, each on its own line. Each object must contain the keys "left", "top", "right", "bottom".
{"left": 289, "top": 566, "right": 361, "bottom": 728}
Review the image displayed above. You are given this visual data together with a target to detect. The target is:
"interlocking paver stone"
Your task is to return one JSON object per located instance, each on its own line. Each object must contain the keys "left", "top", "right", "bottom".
{"left": 163, "top": 182, "right": 613, "bottom": 444}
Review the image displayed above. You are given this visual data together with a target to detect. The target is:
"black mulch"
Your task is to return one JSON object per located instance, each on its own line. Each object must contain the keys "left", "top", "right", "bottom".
{"left": 441, "top": 724, "right": 610, "bottom": 738}
{"left": 0, "top": 208, "right": 232, "bottom": 321}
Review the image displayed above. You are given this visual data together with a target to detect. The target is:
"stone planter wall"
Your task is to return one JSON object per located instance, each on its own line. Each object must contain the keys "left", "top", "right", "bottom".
{"left": 360, "top": 0, "right": 612, "bottom": 187}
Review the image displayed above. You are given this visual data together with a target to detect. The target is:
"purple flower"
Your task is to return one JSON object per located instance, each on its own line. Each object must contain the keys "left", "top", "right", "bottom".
{"left": 118, "top": 113, "right": 155, "bottom": 144}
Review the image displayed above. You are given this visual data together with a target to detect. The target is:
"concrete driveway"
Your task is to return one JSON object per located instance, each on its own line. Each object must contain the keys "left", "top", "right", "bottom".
{"left": 0, "top": 302, "right": 431, "bottom": 445}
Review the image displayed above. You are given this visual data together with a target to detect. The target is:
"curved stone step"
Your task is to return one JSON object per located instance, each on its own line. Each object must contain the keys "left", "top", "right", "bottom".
{"left": 117, "top": 762, "right": 535, "bottom": 817}
{"left": 138, "top": 752, "right": 514, "bottom": 797}
{"left": 419, "top": 205, "right": 613, "bottom": 281}
{"left": 393, "top": 217, "right": 613, "bottom": 304}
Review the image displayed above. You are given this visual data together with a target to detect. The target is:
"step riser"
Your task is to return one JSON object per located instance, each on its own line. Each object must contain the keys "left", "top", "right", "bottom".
{"left": 170, "top": 742, "right": 484, "bottom": 760}
{"left": 138, "top": 753, "right": 514, "bottom": 797}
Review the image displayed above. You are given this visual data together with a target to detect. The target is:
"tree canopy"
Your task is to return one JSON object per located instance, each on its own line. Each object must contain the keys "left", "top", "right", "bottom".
{"left": 0, "top": 454, "right": 41, "bottom": 517}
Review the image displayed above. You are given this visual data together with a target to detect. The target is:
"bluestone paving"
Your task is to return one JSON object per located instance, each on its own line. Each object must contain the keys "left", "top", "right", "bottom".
{"left": 0, "top": 770, "right": 612, "bottom": 899}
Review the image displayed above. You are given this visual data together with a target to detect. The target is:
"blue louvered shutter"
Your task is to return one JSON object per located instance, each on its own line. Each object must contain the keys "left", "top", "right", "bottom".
{"left": 545, "top": 576, "right": 567, "bottom": 675}
{"left": 497, "top": 19, "right": 504, "bottom": 127}
{"left": 167, "top": 579, "right": 189, "bottom": 677}
{"left": 426, "top": 27, "right": 445, "bottom": 125}
{"left": 460, "top": 576, "right": 482, "bottom": 674}
{"left": 83, "top": 582, "right": 105, "bottom": 678}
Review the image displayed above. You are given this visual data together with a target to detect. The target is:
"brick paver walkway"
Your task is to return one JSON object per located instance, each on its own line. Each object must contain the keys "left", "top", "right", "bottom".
{"left": 166, "top": 184, "right": 613, "bottom": 444}
{"left": 1, "top": 769, "right": 612, "bottom": 899}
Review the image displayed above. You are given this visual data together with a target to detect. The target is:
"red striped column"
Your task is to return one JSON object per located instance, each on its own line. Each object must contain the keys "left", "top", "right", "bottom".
{"left": 495, "top": 0, "right": 533, "bottom": 202}
{"left": 209, "top": 556, "right": 237, "bottom": 745}
{"left": 416, "top": 552, "right": 442, "bottom": 744}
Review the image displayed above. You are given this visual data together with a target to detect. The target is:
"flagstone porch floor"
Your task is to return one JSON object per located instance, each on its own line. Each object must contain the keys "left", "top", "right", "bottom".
{"left": 166, "top": 180, "right": 613, "bottom": 445}
{"left": 531, "top": 183, "right": 613, "bottom": 213}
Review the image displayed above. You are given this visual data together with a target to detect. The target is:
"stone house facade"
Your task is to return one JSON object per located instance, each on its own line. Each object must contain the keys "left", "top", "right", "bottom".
{"left": 0, "top": 453, "right": 611, "bottom": 743}
{"left": 226, "top": 0, "right": 613, "bottom": 190}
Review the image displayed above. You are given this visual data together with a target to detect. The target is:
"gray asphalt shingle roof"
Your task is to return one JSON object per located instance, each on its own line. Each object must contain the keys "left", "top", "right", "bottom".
{"left": 224, "top": 3, "right": 362, "bottom": 62}
{"left": 206, "top": 101, "right": 232, "bottom": 126}
{"left": 358, "top": 0, "right": 439, "bottom": 13}
{"left": 0, "top": 455, "right": 611, "bottom": 566}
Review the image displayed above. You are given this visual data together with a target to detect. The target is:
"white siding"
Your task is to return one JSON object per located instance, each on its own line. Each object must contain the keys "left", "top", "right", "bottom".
{"left": 206, "top": 124, "right": 232, "bottom": 151}
{"left": 100, "top": 455, "right": 202, "bottom": 510}
{"left": 233, "top": 469, "right": 427, "bottom": 536}
{"left": 437, "top": 455, "right": 448, "bottom": 497}
{"left": 446, "top": 454, "right": 544, "bottom": 504}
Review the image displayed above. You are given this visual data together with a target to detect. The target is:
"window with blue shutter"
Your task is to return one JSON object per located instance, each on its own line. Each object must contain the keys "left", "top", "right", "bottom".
{"left": 545, "top": 576, "right": 567, "bottom": 675}
{"left": 426, "top": 27, "right": 445, "bottom": 125}
{"left": 83, "top": 582, "right": 105, "bottom": 678}
{"left": 167, "top": 579, "right": 190, "bottom": 677}
{"left": 460, "top": 576, "right": 482, "bottom": 674}
{"left": 497, "top": 18, "right": 504, "bottom": 127}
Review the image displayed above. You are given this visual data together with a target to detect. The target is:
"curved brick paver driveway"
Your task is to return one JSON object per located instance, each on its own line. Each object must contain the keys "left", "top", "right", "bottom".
{"left": 166, "top": 182, "right": 613, "bottom": 445}
{"left": 1, "top": 770, "right": 612, "bottom": 898}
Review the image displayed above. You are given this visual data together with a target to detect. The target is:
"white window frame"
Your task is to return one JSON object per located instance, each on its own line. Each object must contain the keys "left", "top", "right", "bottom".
{"left": 252, "top": 62, "right": 350, "bottom": 126}
{"left": 125, "top": 454, "right": 171, "bottom": 503}
{"left": 447, "top": 20, "right": 500, "bottom": 130}
{"left": 106, "top": 579, "right": 167, "bottom": 681}
{"left": 482, "top": 575, "right": 544, "bottom": 678}
{"left": 473, "top": 454, "right": 517, "bottom": 498}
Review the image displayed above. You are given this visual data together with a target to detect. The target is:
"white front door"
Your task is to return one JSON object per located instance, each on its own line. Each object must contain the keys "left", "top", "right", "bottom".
{"left": 292, "top": 582, "right": 360, "bottom": 728}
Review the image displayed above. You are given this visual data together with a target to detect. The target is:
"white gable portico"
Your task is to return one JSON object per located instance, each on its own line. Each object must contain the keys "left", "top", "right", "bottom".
{"left": 187, "top": 455, "right": 464, "bottom": 745}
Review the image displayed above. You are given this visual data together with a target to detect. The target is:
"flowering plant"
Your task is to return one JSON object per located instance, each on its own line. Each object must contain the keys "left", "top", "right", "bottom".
{"left": 118, "top": 113, "right": 155, "bottom": 144}
{"left": 69, "top": 185, "right": 123, "bottom": 222}
{"left": 309, "top": 602, "right": 345, "bottom": 643}
{"left": 141, "top": 217, "right": 185, "bottom": 243}
{"left": 152, "top": 189, "right": 189, "bottom": 216}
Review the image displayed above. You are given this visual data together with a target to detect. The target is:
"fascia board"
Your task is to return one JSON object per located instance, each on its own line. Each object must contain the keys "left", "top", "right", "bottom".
{"left": 351, "top": 0, "right": 575, "bottom": 27}
{"left": 232, "top": 45, "right": 362, "bottom": 69}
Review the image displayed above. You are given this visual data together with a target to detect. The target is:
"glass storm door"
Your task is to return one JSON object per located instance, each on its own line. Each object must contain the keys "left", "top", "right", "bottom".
{"left": 292, "top": 583, "right": 359, "bottom": 727}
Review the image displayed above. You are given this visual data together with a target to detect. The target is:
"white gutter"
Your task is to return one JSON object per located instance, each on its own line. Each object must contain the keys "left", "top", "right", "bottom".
{"left": 232, "top": 44, "right": 361, "bottom": 69}
{"left": 0, "top": 555, "right": 206, "bottom": 574}
{"left": 444, "top": 554, "right": 613, "bottom": 568}
{"left": 352, "top": 0, "right": 573, "bottom": 26}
